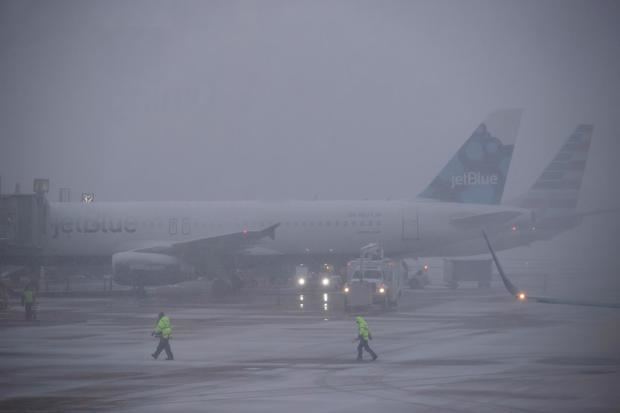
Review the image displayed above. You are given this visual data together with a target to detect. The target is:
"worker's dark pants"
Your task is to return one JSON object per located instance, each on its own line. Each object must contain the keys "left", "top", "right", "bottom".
{"left": 357, "top": 338, "right": 377, "bottom": 360}
{"left": 24, "top": 303, "right": 33, "bottom": 321}
{"left": 153, "top": 337, "right": 174, "bottom": 360}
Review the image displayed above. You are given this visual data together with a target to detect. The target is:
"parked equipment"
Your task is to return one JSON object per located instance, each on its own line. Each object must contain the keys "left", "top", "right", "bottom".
{"left": 344, "top": 244, "right": 405, "bottom": 310}
{"left": 443, "top": 258, "right": 492, "bottom": 289}
{"left": 402, "top": 258, "right": 430, "bottom": 289}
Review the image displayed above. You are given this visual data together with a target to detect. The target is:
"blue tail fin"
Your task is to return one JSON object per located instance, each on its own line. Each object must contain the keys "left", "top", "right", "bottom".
{"left": 417, "top": 109, "right": 522, "bottom": 204}
{"left": 511, "top": 125, "right": 593, "bottom": 212}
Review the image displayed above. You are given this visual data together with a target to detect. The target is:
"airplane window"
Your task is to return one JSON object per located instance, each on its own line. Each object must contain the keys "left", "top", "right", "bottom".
{"left": 169, "top": 218, "right": 178, "bottom": 235}
{"left": 182, "top": 218, "right": 191, "bottom": 234}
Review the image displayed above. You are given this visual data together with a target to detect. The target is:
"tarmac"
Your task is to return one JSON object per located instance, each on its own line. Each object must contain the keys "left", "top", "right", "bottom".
{"left": 1, "top": 277, "right": 619, "bottom": 413}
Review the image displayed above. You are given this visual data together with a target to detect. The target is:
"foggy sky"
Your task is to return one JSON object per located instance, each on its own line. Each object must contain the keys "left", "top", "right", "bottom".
{"left": 1, "top": 0, "right": 619, "bottom": 207}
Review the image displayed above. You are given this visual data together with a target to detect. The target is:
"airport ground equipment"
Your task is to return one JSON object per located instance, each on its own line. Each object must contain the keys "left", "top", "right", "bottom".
{"left": 344, "top": 278, "right": 374, "bottom": 309}
{"left": 0, "top": 183, "right": 49, "bottom": 262}
{"left": 402, "top": 258, "right": 430, "bottom": 289}
{"left": 294, "top": 265, "right": 310, "bottom": 288}
{"left": 443, "top": 258, "right": 492, "bottom": 289}
{"left": 294, "top": 263, "right": 340, "bottom": 291}
{"left": 344, "top": 245, "right": 405, "bottom": 309}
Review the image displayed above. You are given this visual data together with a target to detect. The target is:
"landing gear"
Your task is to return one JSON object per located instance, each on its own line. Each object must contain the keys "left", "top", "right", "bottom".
{"left": 132, "top": 275, "right": 147, "bottom": 298}
{"left": 210, "top": 278, "right": 231, "bottom": 297}
{"left": 408, "top": 278, "right": 421, "bottom": 289}
{"left": 208, "top": 273, "right": 245, "bottom": 297}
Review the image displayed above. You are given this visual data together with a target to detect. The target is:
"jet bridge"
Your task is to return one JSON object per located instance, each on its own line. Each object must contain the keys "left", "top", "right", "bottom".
{"left": 0, "top": 183, "right": 50, "bottom": 261}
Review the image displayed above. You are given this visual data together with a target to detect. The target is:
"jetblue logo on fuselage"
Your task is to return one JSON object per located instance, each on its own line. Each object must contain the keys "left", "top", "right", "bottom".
{"left": 51, "top": 217, "right": 137, "bottom": 239}
{"left": 450, "top": 172, "right": 499, "bottom": 189}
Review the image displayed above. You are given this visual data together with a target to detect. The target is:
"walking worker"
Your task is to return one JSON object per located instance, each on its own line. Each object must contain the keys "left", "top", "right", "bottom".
{"left": 354, "top": 316, "right": 378, "bottom": 361}
{"left": 151, "top": 312, "right": 174, "bottom": 360}
{"left": 21, "top": 283, "right": 36, "bottom": 321}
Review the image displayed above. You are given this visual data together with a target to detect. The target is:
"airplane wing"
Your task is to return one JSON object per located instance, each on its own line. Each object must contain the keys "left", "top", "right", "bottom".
{"left": 450, "top": 211, "right": 523, "bottom": 229}
{"left": 571, "top": 207, "right": 620, "bottom": 219}
{"left": 241, "top": 246, "right": 285, "bottom": 256}
{"left": 482, "top": 230, "right": 620, "bottom": 309}
{"left": 136, "top": 223, "right": 280, "bottom": 259}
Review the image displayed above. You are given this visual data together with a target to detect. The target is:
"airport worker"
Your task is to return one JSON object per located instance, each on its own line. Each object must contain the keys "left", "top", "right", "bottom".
{"left": 21, "top": 284, "right": 36, "bottom": 321}
{"left": 353, "top": 316, "right": 377, "bottom": 361}
{"left": 151, "top": 312, "right": 174, "bottom": 360}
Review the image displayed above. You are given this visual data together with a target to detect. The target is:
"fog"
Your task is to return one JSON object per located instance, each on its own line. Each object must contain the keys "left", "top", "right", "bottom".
{"left": 0, "top": 0, "right": 618, "bottom": 201}
{"left": 2, "top": 4, "right": 620, "bottom": 411}
{"left": 1, "top": 0, "right": 619, "bottom": 273}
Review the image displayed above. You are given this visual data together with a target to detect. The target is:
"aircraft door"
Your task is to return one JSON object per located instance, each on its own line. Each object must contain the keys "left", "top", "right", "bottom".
{"left": 402, "top": 205, "right": 420, "bottom": 240}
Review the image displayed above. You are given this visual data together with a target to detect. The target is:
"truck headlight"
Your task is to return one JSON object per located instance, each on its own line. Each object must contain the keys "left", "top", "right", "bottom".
{"left": 298, "top": 278, "right": 306, "bottom": 286}
{"left": 322, "top": 278, "right": 330, "bottom": 287}
{"left": 344, "top": 286, "right": 349, "bottom": 293}
{"left": 379, "top": 287, "right": 385, "bottom": 294}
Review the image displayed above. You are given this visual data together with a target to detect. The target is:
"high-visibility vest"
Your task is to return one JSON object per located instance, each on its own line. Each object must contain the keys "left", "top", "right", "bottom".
{"left": 356, "top": 316, "right": 370, "bottom": 340}
{"left": 23, "top": 290, "right": 34, "bottom": 304}
{"left": 155, "top": 316, "right": 172, "bottom": 339}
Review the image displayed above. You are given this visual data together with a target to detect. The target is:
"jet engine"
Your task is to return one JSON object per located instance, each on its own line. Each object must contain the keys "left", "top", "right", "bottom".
{"left": 112, "top": 252, "right": 193, "bottom": 287}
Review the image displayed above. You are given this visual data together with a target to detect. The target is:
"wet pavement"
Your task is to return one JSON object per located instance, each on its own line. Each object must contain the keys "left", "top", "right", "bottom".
{"left": 1, "top": 279, "right": 619, "bottom": 412}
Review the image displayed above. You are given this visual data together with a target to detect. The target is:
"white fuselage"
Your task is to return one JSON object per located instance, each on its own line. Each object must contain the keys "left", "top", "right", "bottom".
{"left": 44, "top": 200, "right": 525, "bottom": 259}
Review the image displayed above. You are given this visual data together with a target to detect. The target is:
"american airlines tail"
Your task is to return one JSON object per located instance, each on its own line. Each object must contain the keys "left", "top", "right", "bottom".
{"left": 509, "top": 124, "right": 593, "bottom": 215}
{"left": 417, "top": 109, "right": 522, "bottom": 205}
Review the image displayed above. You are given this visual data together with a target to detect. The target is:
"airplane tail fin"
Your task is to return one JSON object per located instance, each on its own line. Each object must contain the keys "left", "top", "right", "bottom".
{"left": 417, "top": 109, "right": 522, "bottom": 204}
{"left": 510, "top": 125, "right": 593, "bottom": 213}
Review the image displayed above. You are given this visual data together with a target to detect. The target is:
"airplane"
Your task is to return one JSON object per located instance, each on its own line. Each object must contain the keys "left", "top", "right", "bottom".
{"left": 482, "top": 230, "right": 620, "bottom": 309}
{"left": 437, "top": 124, "right": 617, "bottom": 256}
{"left": 1, "top": 109, "right": 534, "bottom": 291}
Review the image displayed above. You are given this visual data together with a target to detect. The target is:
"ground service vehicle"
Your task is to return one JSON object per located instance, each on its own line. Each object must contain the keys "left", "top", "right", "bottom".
{"left": 443, "top": 258, "right": 492, "bottom": 288}
{"left": 402, "top": 258, "right": 430, "bottom": 289}
{"left": 295, "top": 264, "right": 338, "bottom": 291}
{"left": 294, "top": 265, "right": 309, "bottom": 288}
{"left": 344, "top": 244, "right": 405, "bottom": 309}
